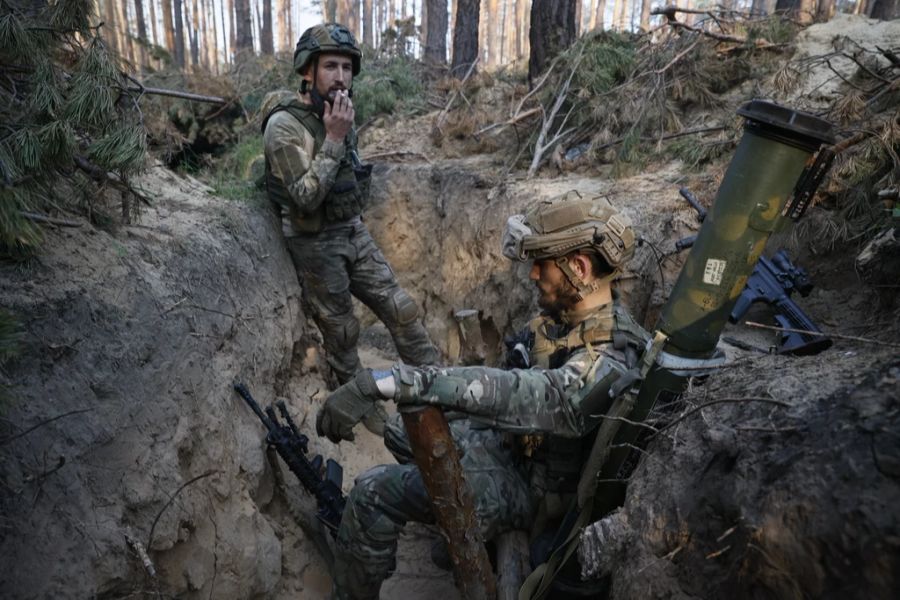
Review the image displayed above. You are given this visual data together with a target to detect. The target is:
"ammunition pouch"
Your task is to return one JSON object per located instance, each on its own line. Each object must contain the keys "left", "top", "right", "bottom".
{"left": 324, "top": 159, "right": 371, "bottom": 222}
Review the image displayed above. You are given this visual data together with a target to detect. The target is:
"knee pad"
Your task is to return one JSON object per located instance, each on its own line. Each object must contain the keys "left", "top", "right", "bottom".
{"left": 390, "top": 289, "right": 419, "bottom": 326}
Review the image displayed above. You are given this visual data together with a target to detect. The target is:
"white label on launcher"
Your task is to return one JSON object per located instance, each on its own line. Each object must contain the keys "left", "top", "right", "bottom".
{"left": 703, "top": 259, "right": 727, "bottom": 286}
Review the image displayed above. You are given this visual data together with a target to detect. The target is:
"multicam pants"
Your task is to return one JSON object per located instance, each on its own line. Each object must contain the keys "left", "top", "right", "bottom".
{"left": 331, "top": 415, "right": 535, "bottom": 600}
{"left": 286, "top": 218, "right": 438, "bottom": 383}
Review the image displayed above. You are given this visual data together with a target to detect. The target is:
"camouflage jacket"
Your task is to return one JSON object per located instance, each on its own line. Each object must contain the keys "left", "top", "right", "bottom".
{"left": 262, "top": 95, "right": 347, "bottom": 234}
{"left": 392, "top": 301, "right": 648, "bottom": 438}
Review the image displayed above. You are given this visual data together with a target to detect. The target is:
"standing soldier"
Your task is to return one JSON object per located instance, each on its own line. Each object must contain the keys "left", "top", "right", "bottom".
{"left": 262, "top": 23, "right": 437, "bottom": 432}
{"left": 316, "top": 191, "right": 650, "bottom": 599}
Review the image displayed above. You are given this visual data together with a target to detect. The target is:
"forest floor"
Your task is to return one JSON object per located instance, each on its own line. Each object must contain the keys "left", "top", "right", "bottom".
{"left": 1, "top": 13, "right": 898, "bottom": 600}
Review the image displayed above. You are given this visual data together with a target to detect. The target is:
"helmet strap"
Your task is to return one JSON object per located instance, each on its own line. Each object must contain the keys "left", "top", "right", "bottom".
{"left": 554, "top": 256, "right": 614, "bottom": 303}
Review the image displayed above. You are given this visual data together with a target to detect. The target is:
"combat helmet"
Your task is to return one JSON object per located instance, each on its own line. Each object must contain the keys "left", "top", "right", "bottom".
{"left": 502, "top": 190, "right": 635, "bottom": 296}
{"left": 293, "top": 23, "right": 362, "bottom": 76}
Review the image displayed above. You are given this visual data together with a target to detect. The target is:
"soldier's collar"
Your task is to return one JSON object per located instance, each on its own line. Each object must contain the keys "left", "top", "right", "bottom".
{"left": 559, "top": 301, "right": 613, "bottom": 327}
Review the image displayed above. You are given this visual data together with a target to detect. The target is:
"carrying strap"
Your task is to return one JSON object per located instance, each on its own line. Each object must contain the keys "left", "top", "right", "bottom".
{"left": 519, "top": 330, "right": 668, "bottom": 600}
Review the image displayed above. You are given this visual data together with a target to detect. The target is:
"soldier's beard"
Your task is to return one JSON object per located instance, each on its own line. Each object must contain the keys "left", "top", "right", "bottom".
{"left": 537, "top": 279, "right": 581, "bottom": 318}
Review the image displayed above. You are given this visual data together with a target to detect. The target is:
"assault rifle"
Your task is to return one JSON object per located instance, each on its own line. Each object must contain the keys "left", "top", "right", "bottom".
{"left": 729, "top": 250, "right": 832, "bottom": 355}
{"left": 233, "top": 382, "right": 346, "bottom": 535}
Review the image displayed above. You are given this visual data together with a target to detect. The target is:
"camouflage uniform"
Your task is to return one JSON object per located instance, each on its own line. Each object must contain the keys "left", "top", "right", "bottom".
{"left": 263, "top": 26, "right": 437, "bottom": 384}
{"left": 332, "top": 300, "right": 649, "bottom": 599}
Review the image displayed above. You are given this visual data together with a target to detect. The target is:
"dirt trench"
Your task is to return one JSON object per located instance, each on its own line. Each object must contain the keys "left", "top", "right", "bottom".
{"left": 2, "top": 139, "right": 898, "bottom": 600}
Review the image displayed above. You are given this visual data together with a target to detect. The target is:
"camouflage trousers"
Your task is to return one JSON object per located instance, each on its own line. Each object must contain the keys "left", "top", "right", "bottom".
{"left": 286, "top": 219, "right": 438, "bottom": 384}
{"left": 331, "top": 414, "right": 535, "bottom": 600}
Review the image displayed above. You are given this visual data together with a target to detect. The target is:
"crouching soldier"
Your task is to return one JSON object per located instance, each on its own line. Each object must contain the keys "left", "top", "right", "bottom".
{"left": 316, "top": 191, "right": 649, "bottom": 599}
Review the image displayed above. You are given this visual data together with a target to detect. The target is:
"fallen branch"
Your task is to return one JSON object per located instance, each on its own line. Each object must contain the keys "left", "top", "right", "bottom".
{"left": 473, "top": 106, "right": 541, "bottom": 137}
{"left": 593, "top": 125, "right": 728, "bottom": 153}
{"left": 20, "top": 211, "right": 82, "bottom": 227}
{"left": 74, "top": 155, "right": 153, "bottom": 206}
{"left": 126, "top": 85, "right": 227, "bottom": 105}
{"left": 365, "top": 150, "right": 433, "bottom": 164}
{"left": 745, "top": 321, "right": 900, "bottom": 348}
{"left": 528, "top": 45, "right": 586, "bottom": 178}
{"left": 652, "top": 7, "right": 779, "bottom": 47}
{"left": 433, "top": 58, "right": 479, "bottom": 136}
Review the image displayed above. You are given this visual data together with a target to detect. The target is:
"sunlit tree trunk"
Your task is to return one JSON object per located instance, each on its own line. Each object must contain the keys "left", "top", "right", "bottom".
{"left": 815, "top": 0, "right": 836, "bottom": 20}
{"left": 363, "top": 0, "right": 375, "bottom": 45}
{"left": 208, "top": 0, "right": 219, "bottom": 72}
{"left": 575, "top": 0, "right": 582, "bottom": 34}
{"left": 261, "top": 0, "right": 274, "bottom": 53}
{"left": 162, "top": 0, "right": 176, "bottom": 59}
{"left": 189, "top": 0, "right": 200, "bottom": 67}
{"left": 529, "top": 0, "right": 576, "bottom": 84}
{"left": 487, "top": 0, "right": 498, "bottom": 65}
{"left": 516, "top": 0, "right": 527, "bottom": 58}
{"left": 451, "top": 0, "right": 480, "bottom": 76}
{"left": 639, "top": 0, "right": 652, "bottom": 30}
{"left": 425, "top": 0, "right": 448, "bottom": 63}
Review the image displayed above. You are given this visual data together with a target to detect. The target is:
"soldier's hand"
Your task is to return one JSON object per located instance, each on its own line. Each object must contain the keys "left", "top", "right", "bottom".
{"left": 316, "top": 369, "right": 380, "bottom": 443}
{"left": 324, "top": 89, "right": 354, "bottom": 143}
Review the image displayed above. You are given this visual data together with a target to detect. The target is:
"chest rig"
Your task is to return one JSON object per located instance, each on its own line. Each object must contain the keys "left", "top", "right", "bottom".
{"left": 508, "top": 301, "right": 648, "bottom": 495}
{"left": 262, "top": 100, "right": 371, "bottom": 233}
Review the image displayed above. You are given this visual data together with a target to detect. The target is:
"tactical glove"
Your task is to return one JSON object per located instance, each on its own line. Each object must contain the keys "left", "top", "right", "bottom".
{"left": 324, "top": 181, "right": 365, "bottom": 221}
{"left": 316, "top": 369, "right": 381, "bottom": 443}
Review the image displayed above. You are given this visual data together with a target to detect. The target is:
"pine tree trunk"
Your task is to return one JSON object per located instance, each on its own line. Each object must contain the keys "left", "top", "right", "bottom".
{"left": 528, "top": 0, "right": 576, "bottom": 85}
{"left": 613, "top": 0, "right": 627, "bottom": 30}
{"left": 869, "top": 0, "right": 900, "bottom": 17}
{"left": 147, "top": 0, "right": 158, "bottom": 45}
{"left": 751, "top": 0, "right": 768, "bottom": 14}
{"left": 173, "top": 0, "right": 185, "bottom": 67}
{"left": 261, "top": 0, "right": 274, "bottom": 53}
{"left": 640, "top": 0, "right": 652, "bottom": 30}
{"left": 451, "top": 0, "right": 480, "bottom": 76}
{"left": 134, "top": 0, "right": 148, "bottom": 41}
{"left": 575, "top": 0, "right": 582, "bottom": 34}
{"left": 487, "top": 0, "right": 499, "bottom": 66}
{"left": 595, "top": 0, "right": 607, "bottom": 29}
{"left": 516, "top": 0, "right": 527, "bottom": 58}
{"left": 324, "top": 0, "right": 337, "bottom": 21}
{"left": 103, "top": 0, "right": 118, "bottom": 55}
{"left": 815, "top": 0, "right": 836, "bottom": 20}
{"left": 228, "top": 0, "right": 236, "bottom": 59}
{"left": 775, "top": 0, "right": 816, "bottom": 23}
{"left": 425, "top": 0, "right": 448, "bottom": 64}
{"left": 364, "top": 0, "right": 375, "bottom": 46}
{"left": 162, "top": 0, "right": 176, "bottom": 59}
{"left": 235, "top": 0, "right": 253, "bottom": 52}
{"left": 208, "top": 0, "right": 219, "bottom": 72}
{"left": 190, "top": 0, "right": 200, "bottom": 67}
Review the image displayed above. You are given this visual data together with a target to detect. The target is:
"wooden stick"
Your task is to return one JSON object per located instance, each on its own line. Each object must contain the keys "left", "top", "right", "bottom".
{"left": 20, "top": 211, "right": 82, "bottom": 227}
{"left": 364, "top": 150, "right": 433, "bottom": 164}
{"left": 127, "top": 85, "right": 227, "bottom": 105}
{"left": 473, "top": 107, "right": 541, "bottom": 137}
{"left": 745, "top": 321, "right": 900, "bottom": 348}
{"left": 401, "top": 406, "right": 496, "bottom": 600}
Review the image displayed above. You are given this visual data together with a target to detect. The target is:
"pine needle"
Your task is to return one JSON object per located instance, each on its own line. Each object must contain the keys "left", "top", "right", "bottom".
{"left": 88, "top": 125, "right": 147, "bottom": 171}
{"left": 0, "top": 13, "right": 34, "bottom": 63}
{"left": 12, "top": 127, "right": 41, "bottom": 171}
{"left": 49, "top": 0, "right": 94, "bottom": 33}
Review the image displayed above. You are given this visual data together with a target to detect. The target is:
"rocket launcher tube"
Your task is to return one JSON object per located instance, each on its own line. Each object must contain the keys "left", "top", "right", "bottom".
{"left": 588, "top": 100, "right": 834, "bottom": 519}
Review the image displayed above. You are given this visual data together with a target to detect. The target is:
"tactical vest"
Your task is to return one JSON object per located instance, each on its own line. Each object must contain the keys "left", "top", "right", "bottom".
{"left": 261, "top": 100, "right": 370, "bottom": 233}
{"left": 514, "top": 302, "right": 649, "bottom": 495}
